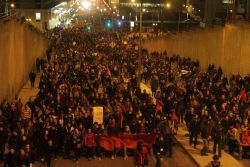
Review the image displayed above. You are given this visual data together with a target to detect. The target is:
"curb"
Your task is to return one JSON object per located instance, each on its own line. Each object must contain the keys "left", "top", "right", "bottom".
{"left": 174, "top": 136, "right": 202, "bottom": 167}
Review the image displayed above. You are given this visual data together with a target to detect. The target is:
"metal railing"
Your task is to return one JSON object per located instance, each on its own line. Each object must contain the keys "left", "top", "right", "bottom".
{"left": 0, "top": 10, "right": 19, "bottom": 22}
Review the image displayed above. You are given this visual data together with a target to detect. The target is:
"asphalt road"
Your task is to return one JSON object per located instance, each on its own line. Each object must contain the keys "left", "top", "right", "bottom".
{"left": 33, "top": 142, "right": 199, "bottom": 167}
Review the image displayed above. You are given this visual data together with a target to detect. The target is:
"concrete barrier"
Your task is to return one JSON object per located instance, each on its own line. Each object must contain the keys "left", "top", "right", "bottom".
{"left": 143, "top": 23, "right": 250, "bottom": 76}
{"left": 0, "top": 20, "right": 49, "bottom": 101}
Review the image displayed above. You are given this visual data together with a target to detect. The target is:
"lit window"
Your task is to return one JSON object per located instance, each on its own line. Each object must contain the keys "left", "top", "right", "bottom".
{"left": 36, "top": 12, "right": 41, "bottom": 21}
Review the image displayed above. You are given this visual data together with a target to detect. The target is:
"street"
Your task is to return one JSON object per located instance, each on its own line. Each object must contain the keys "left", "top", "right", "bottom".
{"left": 34, "top": 142, "right": 199, "bottom": 167}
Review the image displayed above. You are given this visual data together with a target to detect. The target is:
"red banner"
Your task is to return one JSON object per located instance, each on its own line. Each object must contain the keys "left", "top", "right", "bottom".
{"left": 95, "top": 134, "right": 158, "bottom": 151}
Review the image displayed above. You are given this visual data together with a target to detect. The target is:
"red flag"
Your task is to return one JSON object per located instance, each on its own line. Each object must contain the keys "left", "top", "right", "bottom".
{"left": 241, "top": 89, "right": 247, "bottom": 102}
{"left": 156, "top": 99, "right": 163, "bottom": 111}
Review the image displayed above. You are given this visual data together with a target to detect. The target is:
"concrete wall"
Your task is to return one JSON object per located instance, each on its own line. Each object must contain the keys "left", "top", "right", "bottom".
{"left": 143, "top": 23, "right": 250, "bottom": 76}
{"left": 0, "top": 20, "right": 49, "bottom": 101}
{"left": 16, "top": 9, "right": 51, "bottom": 31}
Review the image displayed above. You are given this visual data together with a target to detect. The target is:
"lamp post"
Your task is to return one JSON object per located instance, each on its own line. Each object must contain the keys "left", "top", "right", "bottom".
{"left": 138, "top": 0, "right": 143, "bottom": 86}
{"left": 9, "top": 2, "right": 15, "bottom": 16}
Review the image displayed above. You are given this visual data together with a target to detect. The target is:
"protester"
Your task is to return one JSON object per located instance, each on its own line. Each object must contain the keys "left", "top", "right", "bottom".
{"left": 206, "top": 155, "right": 222, "bottom": 167}
{"left": 134, "top": 141, "right": 149, "bottom": 167}
{"left": 211, "top": 121, "right": 223, "bottom": 157}
{"left": 28, "top": 71, "right": 36, "bottom": 88}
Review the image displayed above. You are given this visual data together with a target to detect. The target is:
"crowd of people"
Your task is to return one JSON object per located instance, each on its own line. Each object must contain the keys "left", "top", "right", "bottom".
{"left": 0, "top": 26, "right": 250, "bottom": 167}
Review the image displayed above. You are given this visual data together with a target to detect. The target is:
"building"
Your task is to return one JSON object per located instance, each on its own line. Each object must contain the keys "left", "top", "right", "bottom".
{"left": 190, "top": 0, "right": 250, "bottom": 24}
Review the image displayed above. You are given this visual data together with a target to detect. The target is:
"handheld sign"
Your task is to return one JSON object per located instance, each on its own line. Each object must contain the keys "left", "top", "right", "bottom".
{"left": 93, "top": 107, "right": 103, "bottom": 124}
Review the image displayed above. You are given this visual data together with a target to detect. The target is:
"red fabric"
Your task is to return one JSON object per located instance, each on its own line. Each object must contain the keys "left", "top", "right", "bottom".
{"left": 121, "top": 105, "right": 129, "bottom": 113}
{"left": 112, "top": 136, "right": 125, "bottom": 149}
{"left": 241, "top": 129, "right": 250, "bottom": 146}
{"left": 156, "top": 99, "right": 163, "bottom": 111}
{"left": 105, "top": 67, "right": 111, "bottom": 76}
{"left": 95, "top": 134, "right": 157, "bottom": 151}
{"left": 134, "top": 147, "right": 149, "bottom": 165}
{"left": 97, "top": 136, "right": 114, "bottom": 151}
{"left": 85, "top": 133, "right": 95, "bottom": 147}
{"left": 172, "top": 111, "right": 178, "bottom": 122}
{"left": 241, "top": 89, "right": 247, "bottom": 102}
{"left": 118, "top": 112, "right": 124, "bottom": 126}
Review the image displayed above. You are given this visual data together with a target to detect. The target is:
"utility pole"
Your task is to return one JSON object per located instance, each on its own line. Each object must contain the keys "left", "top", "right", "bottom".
{"left": 138, "top": 0, "right": 143, "bottom": 86}
{"left": 178, "top": 10, "right": 181, "bottom": 33}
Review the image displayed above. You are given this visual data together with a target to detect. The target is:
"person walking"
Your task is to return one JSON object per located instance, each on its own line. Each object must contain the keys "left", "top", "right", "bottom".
{"left": 84, "top": 128, "right": 95, "bottom": 161}
{"left": 134, "top": 141, "right": 149, "bottom": 167}
{"left": 29, "top": 71, "right": 36, "bottom": 88}
{"left": 189, "top": 115, "right": 200, "bottom": 148}
{"left": 201, "top": 119, "right": 209, "bottom": 156}
{"left": 45, "top": 139, "right": 55, "bottom": 167}
{"left": 211, "top": 121, "right": 223, "bottom": 157}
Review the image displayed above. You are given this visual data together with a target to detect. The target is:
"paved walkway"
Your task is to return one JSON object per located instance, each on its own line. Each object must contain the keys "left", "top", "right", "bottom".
{"left": 176, "top": 124, "right": 244, "bottom": 167}
{"left": 18, "top": 74, "right": 40, "bottom": 103}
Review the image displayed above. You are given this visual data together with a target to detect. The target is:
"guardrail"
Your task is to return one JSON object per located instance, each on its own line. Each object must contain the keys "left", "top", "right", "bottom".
{"left": 0, "top": 10, "right": 19, "bottom": 22}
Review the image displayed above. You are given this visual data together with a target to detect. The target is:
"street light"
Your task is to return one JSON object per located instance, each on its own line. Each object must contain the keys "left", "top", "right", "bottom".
{"left": 138, "top": 0, "right": 143, "bottom": 86}
{"left": 131, "top": 0, "right": 136, "bottom": 3}
{"left": 80, "top": 0, "right": 91, "bottom": 9}
{"left": 166, "top": 3, "right": 171, "bottom": 9}
{"left": 10, "top": 3, "right": 15, "bottom": 8}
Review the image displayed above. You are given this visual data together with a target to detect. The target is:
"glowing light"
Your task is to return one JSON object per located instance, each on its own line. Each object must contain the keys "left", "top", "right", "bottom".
{"left": 166, "top": 3, "right": 171, "bottom": 8}
{"left": 81, "top": 0, "right": 91, "bottom": 9}
{"left": 10, "top": 3, "right": 15, "bottom": 8}
{"left": 60, "top": 2, "right": 67, "bottom": 6}
{"left": 117, "top": 21, "right": 122, "bottom": 26}
{"left": 130, "top": 21, "right": 134, "bottom": 28}
{"left": 131, "top": 0, "right": 135, "bottom": 2}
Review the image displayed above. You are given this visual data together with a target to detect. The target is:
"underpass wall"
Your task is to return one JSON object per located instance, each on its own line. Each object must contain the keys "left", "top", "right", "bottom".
{"left": 143, "top": 24, "right": 250, "bottom": 76}
{"left": 0, "top": 20, "right": 49, "bottom": 101}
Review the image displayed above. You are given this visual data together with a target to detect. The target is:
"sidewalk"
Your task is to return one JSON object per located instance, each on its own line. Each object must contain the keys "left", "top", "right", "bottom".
{"left": 18, "top": 74, "right": 40, "bottom": 103}
{"left": 176, "top": 124, "right": 244, "bottom": 167}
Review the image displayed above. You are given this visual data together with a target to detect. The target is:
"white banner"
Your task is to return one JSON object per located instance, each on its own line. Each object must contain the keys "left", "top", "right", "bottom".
{"left": 93, "top": 106, "right": 103, "bottom": 124}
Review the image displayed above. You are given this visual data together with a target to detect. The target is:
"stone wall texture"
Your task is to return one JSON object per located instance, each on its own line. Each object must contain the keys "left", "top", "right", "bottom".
{"left": 0, "top": 20, "right": 49, "bottom": 101}
{"left": 143, "top": 23, "right": 250, "bottom": 76}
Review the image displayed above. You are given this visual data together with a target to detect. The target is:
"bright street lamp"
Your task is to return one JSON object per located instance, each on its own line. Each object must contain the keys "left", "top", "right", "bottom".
{"left": 80, "top": 0, "right": 91, "bottom": 9}
{"left": 166, "top": 3, "right": 171, "bottom": 9}
{"left": 10, "top": 3, "right": 15, "bottom": 8}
